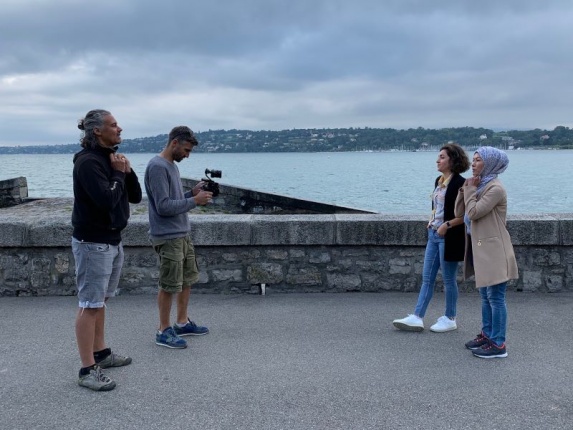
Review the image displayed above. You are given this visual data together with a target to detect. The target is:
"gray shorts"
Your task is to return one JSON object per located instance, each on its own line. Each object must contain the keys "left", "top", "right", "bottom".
{"left": 72, "top": 237, "right": 124, "bottom": 308}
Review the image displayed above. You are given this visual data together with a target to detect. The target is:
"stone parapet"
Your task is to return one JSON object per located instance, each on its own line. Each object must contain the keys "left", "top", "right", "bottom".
{"left": 0, "top": 177, "right": 28, "bottom": 208}
{"left": 0, "top": 207, "right": 571, "bottom": 296}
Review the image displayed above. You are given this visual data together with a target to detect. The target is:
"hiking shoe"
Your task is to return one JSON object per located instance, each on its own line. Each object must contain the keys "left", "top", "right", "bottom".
{"left": 392, "top": 315, "right": 424, "bottom": 332}
{"left": 173, "top": 318, "right": 209, "bottom": 336}
{"left": 78, "top": 366, "right": 116, "bottom": 391}
{"left": 430, "top": 316, "right": 457, "bottom": 333}
{"left": 156, "top": 326, "right": 188, "bottom": 349}
{"left": 96, "top": 351, "right": 132, "bottom": 368}
{"left": 465, "top": 333, "right": 489, "bottom": 350}
{"left": 472, "top": 342, "right": 508, "bottom": 359}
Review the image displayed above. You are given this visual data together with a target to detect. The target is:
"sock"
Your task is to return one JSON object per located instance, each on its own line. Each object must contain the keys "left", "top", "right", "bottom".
{"left": 176, "top": 319, "right": 189, "bottom": 327}
{"left": 93, "top": 347, "right": 111, "bottom": 362}
{"left": 79, "top": 364, "right": 96, "bottom": 377}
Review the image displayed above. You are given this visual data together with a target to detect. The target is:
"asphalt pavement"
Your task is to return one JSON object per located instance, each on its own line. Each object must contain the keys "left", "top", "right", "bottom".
{"left": 0, "top": 291, "right": 572, "bottom": 430}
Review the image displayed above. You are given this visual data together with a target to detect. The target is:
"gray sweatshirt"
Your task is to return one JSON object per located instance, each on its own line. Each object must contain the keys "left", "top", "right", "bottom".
{"left": 144, "top": 155, "right": 197, "bottom": 240}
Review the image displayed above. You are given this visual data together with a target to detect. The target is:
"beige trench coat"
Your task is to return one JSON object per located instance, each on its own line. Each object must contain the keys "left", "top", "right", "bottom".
{"left": 454, "top": 179, "right": 519, "bottom": 288}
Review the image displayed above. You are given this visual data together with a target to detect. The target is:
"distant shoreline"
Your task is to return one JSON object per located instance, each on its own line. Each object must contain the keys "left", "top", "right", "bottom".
{"left": 0, "top": 146, "right": 568, "bottom": 155}
{"left": 1, "top": 126, "right": 572, "bottom": 153}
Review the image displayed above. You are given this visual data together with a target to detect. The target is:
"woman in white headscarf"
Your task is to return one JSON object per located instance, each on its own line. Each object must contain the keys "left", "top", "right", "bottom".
{"left": 455, "top": 146, "right": 518, "bottom": 359}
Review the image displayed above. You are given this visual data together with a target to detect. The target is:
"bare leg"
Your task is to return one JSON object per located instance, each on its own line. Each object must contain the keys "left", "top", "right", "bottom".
{"left": 76, "top": 308, "right": 101, "bottom": 367}
{"left": 158, "top": 289, "right": 174, "bottom": 331}
{"left": 176, "top": 286, "right": 191, "bottom": 325}
{"left": 93, "top": 300, "right": 107, "bottom": 352}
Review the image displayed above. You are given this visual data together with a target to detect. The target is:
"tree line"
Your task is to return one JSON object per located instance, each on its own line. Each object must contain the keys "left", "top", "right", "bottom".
{"left": 1, "top": 126, "right": 572, "bottom": 154}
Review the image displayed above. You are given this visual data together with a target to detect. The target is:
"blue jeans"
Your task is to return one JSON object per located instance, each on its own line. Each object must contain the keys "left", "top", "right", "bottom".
{"left": 479, "top": 282, "right": 507, "bottom": 347}
{"left": 414, "top": 229, "right": 459, "bottom": 318}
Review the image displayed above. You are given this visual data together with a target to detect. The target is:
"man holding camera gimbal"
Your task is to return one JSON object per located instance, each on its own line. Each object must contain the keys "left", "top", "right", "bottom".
{"left": 144, "top": 126, "right": 212, "bottom": 349}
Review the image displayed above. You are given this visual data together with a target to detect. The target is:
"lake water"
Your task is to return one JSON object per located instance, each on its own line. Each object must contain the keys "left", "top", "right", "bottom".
{"left": 1, "top": 150, "right": 571, "bottom": 214}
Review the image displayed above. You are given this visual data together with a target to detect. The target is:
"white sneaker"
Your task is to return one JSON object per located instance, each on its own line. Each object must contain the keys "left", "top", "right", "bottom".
{"left": 392, "top": 314, "right": 424, "bottom": 332}
{"left": 430, "top": 316, "right": 457, "bottom": 333}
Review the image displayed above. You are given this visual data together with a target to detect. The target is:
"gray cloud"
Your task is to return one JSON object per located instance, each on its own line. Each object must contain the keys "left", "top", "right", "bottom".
{"left": 1, "top": 0, "right": 572, "bottom": 146}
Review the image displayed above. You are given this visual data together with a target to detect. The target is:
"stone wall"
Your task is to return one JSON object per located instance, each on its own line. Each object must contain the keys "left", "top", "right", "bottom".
{"left": 0, "top": 177, "right": 28, "bottom": 208}
{"left": 0, "top": 211, "right": 571, "bottom": 296}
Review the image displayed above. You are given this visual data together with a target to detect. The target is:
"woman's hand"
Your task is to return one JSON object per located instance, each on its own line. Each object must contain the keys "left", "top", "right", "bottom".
{"left": 464, "top": 176, "right": 480, "bottom": 187}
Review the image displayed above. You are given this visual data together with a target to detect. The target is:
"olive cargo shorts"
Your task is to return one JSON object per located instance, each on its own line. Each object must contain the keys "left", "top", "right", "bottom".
{"left": 152, "top": 236, "right": 199, "bottom": 293}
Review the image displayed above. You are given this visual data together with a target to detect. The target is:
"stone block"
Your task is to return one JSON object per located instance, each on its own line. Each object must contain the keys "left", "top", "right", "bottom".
{"left": 337, "top": 259, "right": 354, "bottom": 270}
{"left": 0, "top": 177, "right": 28, "bottom": 208}
{"left": 326, "top": 273, "right": 362, "bottom": 291}
{"left": 54, "top": 253, "right": 70, "bottom": 274}
{"left": 531, "top": 249, "right": 561, "bottom": 267}
{"left": 197, "top": 271, "right": 209, "bottom": 284}
{"left": 125, "top": 252, "right": 158, "bottom": 268}
{"left": 251, "top": 215, "right": 335, "bottom": 245}
{"left": 122, "top": 217, "right": 152, "bottom": 246}
{"left": 341, "top": 249, "right": 370, "bottom": 257}
{"left": 309, "top": 251, "right": 331, "bottom": 264}
{"left": 355, "top": 260, "right": 387, "bottom": 274}
{"left": 0, "top": 219, "right": 28, "bottom": 246}
{"left": 507, "top": 217, "right": 559, "bottom": 246}
{"left": 247, "top": 263, "right": 284, "bottom": 284}
{"left": 522, "top": 271, "right": 542, "bottom": 292}
{"left": 286, "top": 266, "right": 322, "bottom": 285}
{"left": 28, "top": 219, "right": 73, "bottom": 247}
{"left": 361, "top": 273, "right": 399, "bottom": 291}
{"left": 388, "top": 258, "right": 412, "bottom": 275}
{"left": 335, "top": 214, "right": 427, "bottom": 245}
{"left": 545, "top": 275, "right": 563, "bottom": 292}
{"left": 288, "top": 249, "right": 306, "bottom": 259}
{"left": 190, "top": 215, "right": 252, "bottom": 246}
{"left": 559, "top": 217, "right": 573, "bottom": 246}
{"left": 222, "top": 252, "right": 240, "bottom": 262}
{"left": 266, "top": 250, "right": 288, "bottom": 260}
{"left": 211, "top": 269, "right": 243, "bottom": 282}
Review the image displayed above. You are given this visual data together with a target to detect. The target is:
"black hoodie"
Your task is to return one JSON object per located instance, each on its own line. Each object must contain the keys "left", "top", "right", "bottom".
{"left": 71, "top": 145, "right": 142, "bottom": 245}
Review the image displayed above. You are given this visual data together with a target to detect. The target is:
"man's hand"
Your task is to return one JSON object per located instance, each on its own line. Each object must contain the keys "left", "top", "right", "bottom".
{"left": 192, "top": 181, "right": 207, "bottom": 196}
{"left": 194, "top": 190, "right": 213, "bottom": 205}
{"left": 123, "top": 156, "right": 132, "bottom": 173}
{"left": 110, "top": 153, "right": 130, "bottom": 173}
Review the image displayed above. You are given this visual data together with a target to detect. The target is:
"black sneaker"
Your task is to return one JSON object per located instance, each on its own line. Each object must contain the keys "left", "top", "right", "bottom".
{"left": 465, "top": 333, "right": 489, "bottom": 350}
{"left": 472, "top": 342, "right": 508, "bottom": 359}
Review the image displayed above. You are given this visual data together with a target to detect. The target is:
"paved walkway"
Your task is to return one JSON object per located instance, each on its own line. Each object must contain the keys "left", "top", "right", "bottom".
{"left": 1, "top": 291, "right": 572, "bottom": 430}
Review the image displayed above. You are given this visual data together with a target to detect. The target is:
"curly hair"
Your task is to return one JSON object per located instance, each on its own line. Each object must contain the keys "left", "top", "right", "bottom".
{"left": 77, "top": 109, "right": 111, "bottom": 149}
{"left": 440, "top": 143, "right": 470, "bottom": 174}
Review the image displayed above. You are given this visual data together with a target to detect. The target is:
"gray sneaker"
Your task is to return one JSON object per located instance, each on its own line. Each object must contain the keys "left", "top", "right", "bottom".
{"left": 78, "top": 366, "right": 116, "bottom": 391}
{"left": 96, "top": 352, "right": 132, "bottom": 368}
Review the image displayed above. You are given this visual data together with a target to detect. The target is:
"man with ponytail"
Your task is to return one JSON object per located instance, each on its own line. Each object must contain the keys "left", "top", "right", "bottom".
{"left": 71, "top": 109, "right": 142, "bottom": 391}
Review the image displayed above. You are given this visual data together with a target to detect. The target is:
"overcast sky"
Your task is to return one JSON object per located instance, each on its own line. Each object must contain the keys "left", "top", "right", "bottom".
{"left": 1, "top": 0, "right": 572, "bottom": 146}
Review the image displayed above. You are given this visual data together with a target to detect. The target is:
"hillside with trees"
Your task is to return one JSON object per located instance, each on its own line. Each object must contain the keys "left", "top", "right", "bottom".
{"left": 1, "top": 126, "right": 572, "bottom": 154}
